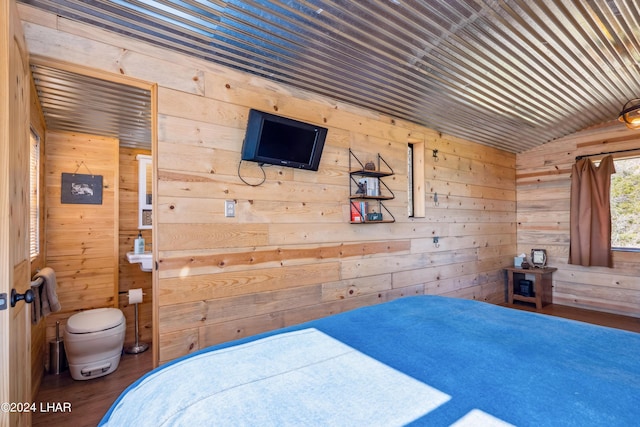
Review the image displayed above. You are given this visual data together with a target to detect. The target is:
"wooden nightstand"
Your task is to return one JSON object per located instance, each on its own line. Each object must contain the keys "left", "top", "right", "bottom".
{"left": 505, "top": 266, "right": 557, "bottom": 309}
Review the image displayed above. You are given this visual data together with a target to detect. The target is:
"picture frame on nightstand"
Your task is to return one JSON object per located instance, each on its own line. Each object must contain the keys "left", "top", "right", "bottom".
{"left": 531, "top": 249, "right": 547, "bottom": 268}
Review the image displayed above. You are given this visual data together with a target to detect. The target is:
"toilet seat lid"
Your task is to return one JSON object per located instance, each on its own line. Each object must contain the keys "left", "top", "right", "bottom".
{"left": 67, "top": 308, "right": 124, "bottom": 333}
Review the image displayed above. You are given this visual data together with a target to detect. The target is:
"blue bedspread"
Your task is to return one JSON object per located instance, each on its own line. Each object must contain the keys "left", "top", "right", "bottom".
{"left": 100, "top": 296, "right": 640, "bottom": 426}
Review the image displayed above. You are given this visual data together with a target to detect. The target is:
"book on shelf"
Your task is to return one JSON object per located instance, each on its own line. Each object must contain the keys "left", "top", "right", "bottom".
{"left": 350, "top": 201, "right": 369, "bottom": 222}
{"left": 360, "top": 201, "right": 368, "bottom": 222}
{"left": 358, "top": 177, "right": 379, "bottom": 197}
{"left": 350, "top": 202, "right": 363, "bottom": 222}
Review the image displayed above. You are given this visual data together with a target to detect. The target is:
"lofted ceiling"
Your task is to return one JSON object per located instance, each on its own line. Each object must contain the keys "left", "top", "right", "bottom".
{"left": 19, "top": 0, "right": 640, "bottom": 153}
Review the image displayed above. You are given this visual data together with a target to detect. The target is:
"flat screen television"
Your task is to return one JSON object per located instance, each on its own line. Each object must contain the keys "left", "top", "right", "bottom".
{"left": 241, "top": 109, "right": 328, "bottom": 171}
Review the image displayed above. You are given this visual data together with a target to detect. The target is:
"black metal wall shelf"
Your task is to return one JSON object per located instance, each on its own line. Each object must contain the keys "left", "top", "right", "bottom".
{"left": 349, "top": 149, "right": 395, "bottom": 224}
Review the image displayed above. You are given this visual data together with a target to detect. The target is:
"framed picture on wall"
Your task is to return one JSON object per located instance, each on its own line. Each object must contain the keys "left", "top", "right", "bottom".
{"left": 61, "top": 173, "right": 103, "bottom": 205}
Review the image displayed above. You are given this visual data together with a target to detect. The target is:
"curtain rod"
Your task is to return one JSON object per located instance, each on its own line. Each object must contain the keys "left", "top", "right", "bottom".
{"left": 575, "top": 148, "right": 640, "bottom": 161}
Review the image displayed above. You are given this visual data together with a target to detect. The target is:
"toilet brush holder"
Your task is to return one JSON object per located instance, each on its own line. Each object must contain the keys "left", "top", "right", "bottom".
{"left": 125, "top": 302, "right": 148, "bottom": 354}
{"left": 49, "top": 321, "right": 68, "bottom": 374}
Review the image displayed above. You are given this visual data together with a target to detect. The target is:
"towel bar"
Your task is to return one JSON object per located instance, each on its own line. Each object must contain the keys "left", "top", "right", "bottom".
{"left": 30, "top": 276, "right": 44, "bottom": 288}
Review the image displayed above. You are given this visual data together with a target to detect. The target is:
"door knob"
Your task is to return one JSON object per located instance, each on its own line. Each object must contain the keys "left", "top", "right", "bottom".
{"left": 11, "top": 288, "right": 34, "bottom": 307}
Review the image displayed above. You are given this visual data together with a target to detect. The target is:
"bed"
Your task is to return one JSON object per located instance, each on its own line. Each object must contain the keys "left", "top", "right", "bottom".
{"left": 99, "top": 295, "right": 640, "bottom": 426}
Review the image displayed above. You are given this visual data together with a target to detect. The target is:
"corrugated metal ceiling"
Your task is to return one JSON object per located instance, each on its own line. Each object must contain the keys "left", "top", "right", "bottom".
{"left": 31, "top": 64, "right": 152, "bottom": 148}
{"left": 20, "top": 0, "right": 640, "bottom": 153}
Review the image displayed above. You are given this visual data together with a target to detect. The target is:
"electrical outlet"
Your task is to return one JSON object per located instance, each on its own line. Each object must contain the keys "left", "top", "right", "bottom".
{"left": 225, "top": 200, "right": 236, "bottom": 217}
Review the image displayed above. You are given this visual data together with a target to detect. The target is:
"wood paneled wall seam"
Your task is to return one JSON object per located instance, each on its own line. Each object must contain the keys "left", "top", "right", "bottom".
{"left": 20, "top": 4, "right": 518, "bottom": 365}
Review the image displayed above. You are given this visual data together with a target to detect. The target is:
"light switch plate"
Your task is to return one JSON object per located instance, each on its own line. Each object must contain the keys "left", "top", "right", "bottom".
{"left": 225, "top": 200, "right": 235, "bottom": 217}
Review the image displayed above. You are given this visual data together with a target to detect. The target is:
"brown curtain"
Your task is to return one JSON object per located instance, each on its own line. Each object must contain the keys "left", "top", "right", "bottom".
{"left": 568, "top": 155, "right": 615, "bottom": 267}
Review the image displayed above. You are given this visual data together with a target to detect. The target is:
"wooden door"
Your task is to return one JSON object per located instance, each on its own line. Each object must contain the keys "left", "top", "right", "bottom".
{"left": 1, "top": 1, "right": 32, "bottom": 426}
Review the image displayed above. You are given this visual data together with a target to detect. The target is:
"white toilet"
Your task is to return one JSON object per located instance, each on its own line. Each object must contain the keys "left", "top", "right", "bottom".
{"left": 64, "top": 308, "right": 126, "bottom": 381}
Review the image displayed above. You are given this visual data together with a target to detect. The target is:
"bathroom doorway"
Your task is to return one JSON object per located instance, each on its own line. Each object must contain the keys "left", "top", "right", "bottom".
{"left": 30, "top": 59, "right": 158, "bottom": 372}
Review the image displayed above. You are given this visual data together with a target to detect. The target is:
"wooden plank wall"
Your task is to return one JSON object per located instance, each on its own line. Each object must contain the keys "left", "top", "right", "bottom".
{"left": 119, "top": 147, "right": 152, "bottom": 345}
{"left": 43, "top": 131, "right": 119, "bottom": 347}
{"left": 155, "top": 106, "right": 515, "bottom": 363}
{"left": 516, "top": 121, "right": 640, "bottom": 317}
{"left": 20, "top": 5, "right": 516, "bottom": 365}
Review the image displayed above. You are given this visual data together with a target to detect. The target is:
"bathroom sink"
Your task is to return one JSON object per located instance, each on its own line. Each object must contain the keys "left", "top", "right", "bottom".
{"left": 126, "top": 252, "right": 153, "bottom": 272}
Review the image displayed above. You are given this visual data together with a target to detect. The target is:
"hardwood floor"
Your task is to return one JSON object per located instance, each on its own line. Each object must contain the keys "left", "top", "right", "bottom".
{"left": 31, "top": 303, "right": 640, "bottom": 427}
{"left": 502, "top": 302, "right": 640, "bottom": 333}
{"left": 32, "top": 350, "right": 153, "bottom": 427}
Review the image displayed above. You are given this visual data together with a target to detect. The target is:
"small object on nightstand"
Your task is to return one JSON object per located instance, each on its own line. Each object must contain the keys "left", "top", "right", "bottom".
{"left": 520, "top": 259, "right": 530, "bottom": 269}
{"left": 531, "top": 249, "right": 547, "bottom": 268}
{"left": 514, "top": 254, "right": 525, "bottom": 267}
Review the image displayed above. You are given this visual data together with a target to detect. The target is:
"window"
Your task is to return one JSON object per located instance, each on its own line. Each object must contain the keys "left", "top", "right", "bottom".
{"left": 408, "top": 144, "right": 413, "bottom": 217}
{"left": 407, "top": 140, "right": 425, "bottom": 218}
{"left": 29, "top": 129, "right": 40, "bottom": 259}
{"left": 611, "top": 157, "right": 640, "bottom": 250}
